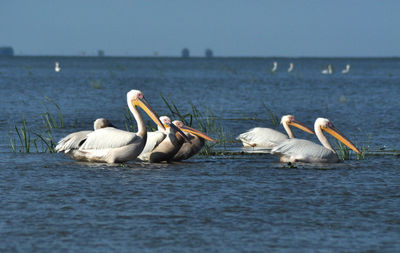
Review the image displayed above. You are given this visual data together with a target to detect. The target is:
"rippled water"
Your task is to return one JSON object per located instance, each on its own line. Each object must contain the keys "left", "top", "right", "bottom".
{"left": 0, "top": 57, "right": 399, "bottom": 252}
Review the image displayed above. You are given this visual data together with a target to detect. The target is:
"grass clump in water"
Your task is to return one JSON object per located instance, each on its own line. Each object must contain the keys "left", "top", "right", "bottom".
{"left": 335, "top": 134, "right": 368, "bottom": 161}
{"left": 10, "top": 116, "right": 31, "bottom": 153}
{"left": 90, "top": 79, "right": 102, "bottom": 89}
{"left": 9, "top": 97, "right": 63, "bottom": 153}
{"left": 262, "top": 102, "right": 279, "bottom": 127}
{"left": 160, "top": 93, "right": 234, "bottom": 156}
{"left": 41, "top": 96, "right": 64, "bottom": 129}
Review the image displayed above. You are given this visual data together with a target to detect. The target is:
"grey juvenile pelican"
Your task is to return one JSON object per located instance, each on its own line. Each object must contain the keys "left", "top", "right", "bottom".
{"left": 271, "top": 118, "right": 361, "bottom": 163}
{"left": 56, "top": 89, "right": 165, "bottom": 163}
{"left": 137, "top": 116, "right": 190, "bottom": 163}
{"left": 236, "top": 115, "right": 314, "bottom": 149}
{"left": 170, "top": 120, "right": 217, "bottom": 161}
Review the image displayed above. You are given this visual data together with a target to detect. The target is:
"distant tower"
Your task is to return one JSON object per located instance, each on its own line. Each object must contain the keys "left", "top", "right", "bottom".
{"left": 97, "top": 50, "right": 105, "bottom": 57}
{"left": 181, "top": 48, "right": 190, "bottom": 58}
{"left": 0, "top": 46, "right": 14, "bottom": 56}
{"left": 205, "top": 49, "right": 213, "bottom": 58}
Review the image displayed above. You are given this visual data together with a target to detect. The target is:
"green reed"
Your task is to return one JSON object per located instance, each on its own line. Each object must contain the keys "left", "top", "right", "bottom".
{"left": 122, "top": 106, "right": 157, "bottom": 133}
{"left": 262, "top": 102, "right": 279, "bottom": 127}
{"left": 160, "top": 94, "right": 235, "bottom": 155}
{"left": 10, "top": 97, "right": 62, "bottom": 153}
{"left": 336, "top": 140, "right": 350, "bottom": 160}
{"left": 10, "top": 116, "right": 31, "bottom": 152}
{"left": 41, "top": 96, "right": 64, "bottom": 129}
{"left": 89, "top": 79, "right": 102, "bottom": 89}
{"left": 335, "top": 135, "right": 368, "bottom": 161}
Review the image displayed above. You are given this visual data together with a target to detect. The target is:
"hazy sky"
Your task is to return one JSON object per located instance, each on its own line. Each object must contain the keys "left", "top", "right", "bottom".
{"left": 1, "top": 0, "right": 399, "bottom": 57}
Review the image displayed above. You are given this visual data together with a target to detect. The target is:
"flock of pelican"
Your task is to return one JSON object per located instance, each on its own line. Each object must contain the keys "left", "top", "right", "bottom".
{"left": 56, "top": 89, "right": 361, "bottom": 165}
{"left": 56, "top": 90, "right": 216, "bottom": 164}
{"left": 271, "top": 62, "right": 351, "bottom": 74}
{"left": 237, "top": 115, "right": 361, "bottom": 163}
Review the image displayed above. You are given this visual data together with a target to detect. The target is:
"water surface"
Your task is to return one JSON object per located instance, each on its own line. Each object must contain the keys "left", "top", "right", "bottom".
{"left": 0, "top": 57, "right": 399, "bottom": 252}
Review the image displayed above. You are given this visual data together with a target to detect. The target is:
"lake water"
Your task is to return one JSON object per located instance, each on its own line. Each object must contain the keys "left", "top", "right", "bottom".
{"left": 0, "top": 56, "right": 399, "bottom": 252}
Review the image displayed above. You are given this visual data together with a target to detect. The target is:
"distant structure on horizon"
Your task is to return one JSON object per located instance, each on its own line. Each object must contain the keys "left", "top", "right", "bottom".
{"left": 205, "top": 49, "right": 213, "bottom": 58}
{"left": 181, "top": 48, "right": 190, "bottom": 58}
{"left": 97, "top": 50, "right": 105, "bottom": 57}
{"left": 0, "top": 46, "right": 14, "bottom": 56}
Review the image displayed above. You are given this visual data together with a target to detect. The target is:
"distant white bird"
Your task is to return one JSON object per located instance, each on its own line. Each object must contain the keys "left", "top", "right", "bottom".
{"left": 271, "top": 61, "right": 278, "bottom": 73}
{"left": 342, "top": 64, "right": 350, "bottom": 74}
{"left": 288, "top": 62, "right": 294, "bottom": 72}
{"left": 271, "top": 118, "right": 361, "bottom": 163}
{"left": 321, "top": 64, "right": 333, "bottom": 74}
{"left": 236, "top": 115, "right": 314, "bottom": 149}
{"left": 55, "top": 62, "right": 61, "bottom": 72}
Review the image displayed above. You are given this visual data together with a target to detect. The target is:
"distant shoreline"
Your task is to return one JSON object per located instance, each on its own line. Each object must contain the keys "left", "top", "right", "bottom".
{"left": 4, "top": 55, "right": 400, "bottom": 60}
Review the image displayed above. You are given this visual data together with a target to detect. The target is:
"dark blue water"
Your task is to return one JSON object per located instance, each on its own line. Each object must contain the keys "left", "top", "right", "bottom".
{"left": 0, "top": 57, "right": 399, "bottom": 252}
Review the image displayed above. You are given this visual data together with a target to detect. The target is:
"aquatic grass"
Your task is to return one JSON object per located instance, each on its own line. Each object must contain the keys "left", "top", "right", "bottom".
{"left": 160, "top": 94, "right": 235, "bottom": 155}
{"left": 90, "top": 79, "right": 102, "bottom": 89}
{"left": 336, "top": 140, "right": 350, "bottom": 160}
{"left": 33, "top": 131, "right": 56, "bottom": 153}
{"left": 354, "top": 130, "right": 371, "bottom": 160}
{"left": 9, "top": 96, "right": 62, "bottom": 153}
{"left": 123, "top": 106, "right": 137, "bottom": 132}
{"left": 11, "top": 116, "right": 31, "bottom": 153}
{"left": 23, "top": 65, "right": 33, "bottom": 75}
{"left": 160, "top": 94, "right": 193, "bottom": 125}
{"left": 115, "top": 63, "right": 126, "bottom": 71}
{"left": 262, "top": 102, "right": 279, "bottom": 127}
{"left": 335, "top": 134, "right": 368, "bottom": 161}
{"left": 122, "top": 106, "right": 157, "bottom": 132}
{"left": 10, "top": 114, "right": 57, "bottom": 153}
{"left": 41, "top": 96, "right": 64, "bottom": 129}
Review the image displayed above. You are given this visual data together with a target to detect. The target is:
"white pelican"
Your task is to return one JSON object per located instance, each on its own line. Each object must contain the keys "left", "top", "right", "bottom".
{"left": 288, "top": 62, "right": 294, "bottom": 72}
{"left": 342, "top": 64, "right": 350, "bottom": 74}
{"left": 55, "top": 118, "right": 114, "bottom": 152}
{"left": 236, "top": 115, "right": 314, "bottom": 149}
{"left": 56, "top": 90, "right": 165, "bottom": 163}
{"left": 55, "top": 62, "right": 61, "bottom": 72}
{"left": 170, "top": 120, "right": 217, "bottom": 161}
{"left": 271, "top": 61, "right": 278, "bottom": 73}
{"left": 322, "top": 64, "right": 333, "bottom": 74}
{"left": 137, "top": 116, "right": 190, "bottom": 163}
{"left": 271, "top": 118, "right": 361, "bottom": 163}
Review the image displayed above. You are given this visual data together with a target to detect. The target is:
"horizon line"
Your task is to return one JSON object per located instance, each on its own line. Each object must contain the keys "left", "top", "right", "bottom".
{"left": 5, "top": 54, "right": 400, "bottom": 59}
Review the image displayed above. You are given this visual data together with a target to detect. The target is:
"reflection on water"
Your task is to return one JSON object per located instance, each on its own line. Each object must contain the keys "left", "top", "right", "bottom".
{"left": 0, "top": 57, "right": 399, "bottom": 251}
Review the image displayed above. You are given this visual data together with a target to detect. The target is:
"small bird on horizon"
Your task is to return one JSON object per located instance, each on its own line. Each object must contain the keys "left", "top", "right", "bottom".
{"left": 288, "top": 62, "right": 294, "bottom": 72}
{"left": 55, "top": 62, "right": 61, "bottom": 72}
{"left": 342, "top": 64, "right": 350, "bottom": 74}
{"left": 271, "top": 61, "right": 278, "bottom": 73}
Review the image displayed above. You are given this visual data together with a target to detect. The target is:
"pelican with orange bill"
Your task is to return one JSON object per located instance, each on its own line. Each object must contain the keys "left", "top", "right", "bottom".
{"left": 271, "top": 118, "right": 361, "bottom": 163}
{"left": 170, "top": 120, "right": 217, "bottom": 161}
{"left": 56, "top": 90, "right": 165, "bottom": 163}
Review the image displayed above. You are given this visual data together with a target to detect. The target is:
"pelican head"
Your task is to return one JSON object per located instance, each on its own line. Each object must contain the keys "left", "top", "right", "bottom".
{"left": 93, "top": 118, "right": 114, "bottom": 130}
{"left": 160, "top": 116, "right": 172, "bottom": 129}
{"left": 172, "top": 120, "right": 217, "bottom": 142}
{"left": 316, "top": 118, "right": 361, "bottom": 154}
{"left": 127, "top": 90, "right": 165, "bottom": 130}
{"left": 281, "top": 115, "right": 315, "bottom": 135}
{"left": 159, "top": 116, "right": 190, "bottom": 142}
